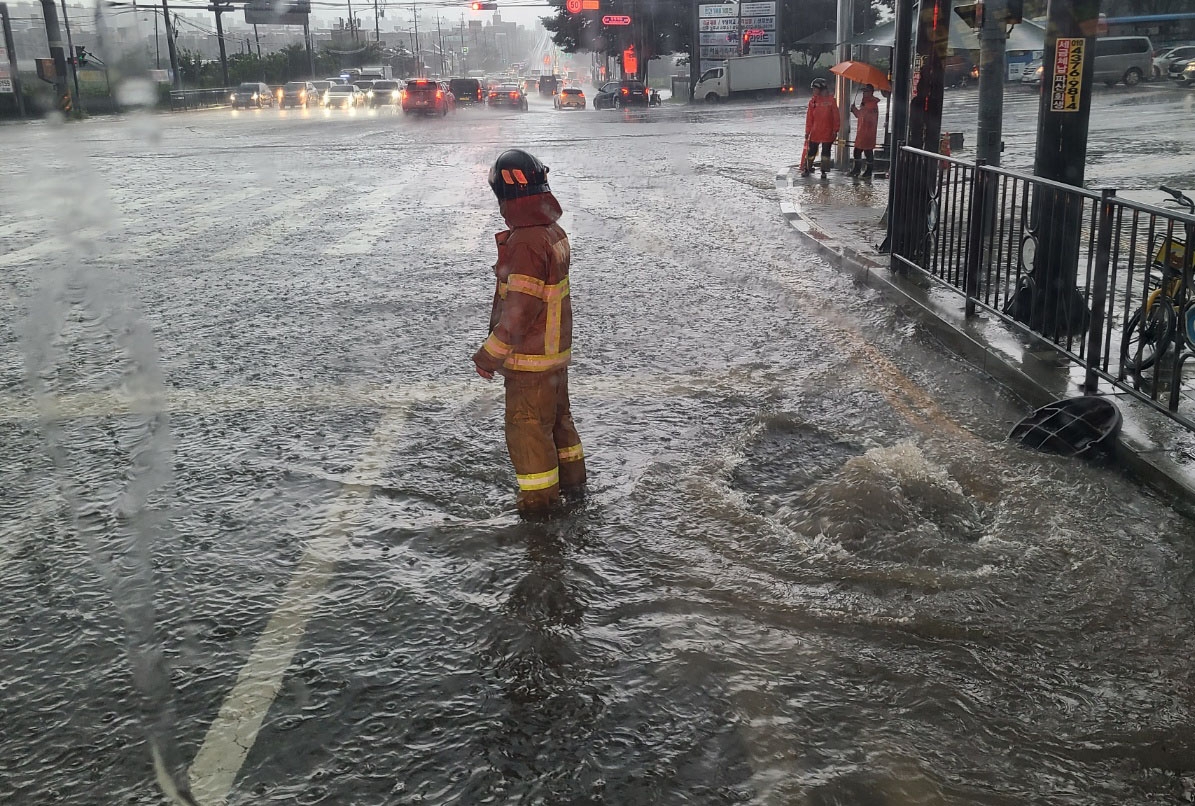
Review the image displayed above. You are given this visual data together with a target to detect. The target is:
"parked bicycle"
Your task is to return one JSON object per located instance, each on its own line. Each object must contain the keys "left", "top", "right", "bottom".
{"left": 1120, "top": 186, "right": 1195, "bottom": 373}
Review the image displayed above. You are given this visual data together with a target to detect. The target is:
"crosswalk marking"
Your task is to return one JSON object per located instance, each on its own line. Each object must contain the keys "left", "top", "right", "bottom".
{"left": 211, "top": 186, "right": 334, "bottom": 260}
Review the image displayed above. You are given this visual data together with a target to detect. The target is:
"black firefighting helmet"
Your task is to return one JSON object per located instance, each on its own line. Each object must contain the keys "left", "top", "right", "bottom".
{"left": 488, "top": 149, "right": 551, "bottom": 202}
{"left": 810, "top": 78, "right": 828, "bottom": 91}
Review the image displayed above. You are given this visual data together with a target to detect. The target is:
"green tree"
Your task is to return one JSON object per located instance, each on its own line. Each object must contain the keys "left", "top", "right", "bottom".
{"left": 542, "top": 0, "right": 692, "bottom": 60}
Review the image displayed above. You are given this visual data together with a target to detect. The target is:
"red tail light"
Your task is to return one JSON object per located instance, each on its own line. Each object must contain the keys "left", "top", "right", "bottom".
{"left": 477, "top": 89, "right": 482, "bottom": 99}
{"left": 621, "top": 88, "right": 628, "bottom": 95}
{"left": 510, "top": 92, "right": 518, "bottom": 99}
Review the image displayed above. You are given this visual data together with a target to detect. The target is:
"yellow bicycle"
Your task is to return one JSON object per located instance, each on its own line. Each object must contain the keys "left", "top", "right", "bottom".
{"left": 1120, "top": 187, "right": 1195, "bottom": 372}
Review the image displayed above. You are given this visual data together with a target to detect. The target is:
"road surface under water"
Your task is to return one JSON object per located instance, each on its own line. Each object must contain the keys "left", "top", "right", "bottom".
{"left": 2, "top": 91, "right": 1195, "bottom": 805}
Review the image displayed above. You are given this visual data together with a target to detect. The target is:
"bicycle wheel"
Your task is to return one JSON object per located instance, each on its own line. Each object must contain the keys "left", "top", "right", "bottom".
{"left": 1122, "top": 302, "right": 1177, "bottom": 372}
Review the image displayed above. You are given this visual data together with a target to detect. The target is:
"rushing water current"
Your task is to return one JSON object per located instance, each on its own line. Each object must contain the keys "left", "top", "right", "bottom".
{"left": 3, "top": 96, "right": 1195, "bottom": 805}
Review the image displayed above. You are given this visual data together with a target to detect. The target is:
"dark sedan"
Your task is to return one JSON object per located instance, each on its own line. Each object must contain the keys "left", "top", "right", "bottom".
{"left": 279, "top": 81, "right": 316, "bottom": 109}
{"left": 592, "top": 80, "right": 649, "bottom": 110}
{"left": 487, "top": 83, "right": 529, "bottom": 111}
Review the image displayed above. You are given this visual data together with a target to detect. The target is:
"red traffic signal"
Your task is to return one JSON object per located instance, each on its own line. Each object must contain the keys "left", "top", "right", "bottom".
{"left": 470, "top": 1, "right": 496, "bottom": 9}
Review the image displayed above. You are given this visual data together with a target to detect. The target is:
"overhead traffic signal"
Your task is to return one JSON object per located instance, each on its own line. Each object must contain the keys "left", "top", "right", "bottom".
{"left": 470, "top": 1, "right": 496, "bottom": 9}
{"left": 741, "top": 31, "right": 751, "bottom": 55}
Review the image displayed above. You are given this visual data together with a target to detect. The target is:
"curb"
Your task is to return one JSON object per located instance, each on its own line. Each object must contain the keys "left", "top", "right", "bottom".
{"left": 774, "top": 165, "right": 1195, "bottom": 508}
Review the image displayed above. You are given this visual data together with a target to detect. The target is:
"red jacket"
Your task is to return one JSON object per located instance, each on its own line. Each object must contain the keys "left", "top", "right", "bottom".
{"left": 473, "top": 192, "right": 573, "bottom": 376}
{"left": 852, "top": 95, "right": 880, "bottom": 150}
{"left": 805, "top": 93, "right": 839, "bottom": 143}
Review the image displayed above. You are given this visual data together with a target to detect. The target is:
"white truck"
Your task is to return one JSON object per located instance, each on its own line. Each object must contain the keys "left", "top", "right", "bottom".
{"left": 693, "top": 53, "right": 793, "bottom": 103}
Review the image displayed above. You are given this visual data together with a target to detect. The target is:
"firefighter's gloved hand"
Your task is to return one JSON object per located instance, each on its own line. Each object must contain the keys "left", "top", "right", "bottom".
{"left": 472, "top": 346, "right": 501, "bottom": 380}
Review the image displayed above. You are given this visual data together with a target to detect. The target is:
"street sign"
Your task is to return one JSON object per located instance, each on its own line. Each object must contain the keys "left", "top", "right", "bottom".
{"left": 739, "top": 1, "right": 775, "bottom": 15}
{"left": 244, "top": 0, "right": 309, "bottom": 25}
{"left": 565, "top": 0, "right": 582, "bottom": 13}
{"left": 699, "top": 4, "right": 736, "bottom": 17}
{"left": 602, "top": 14, "right": 630, "bottom": 25}
{"left": 699, "top": 17, "right": 737, "bottom": 31}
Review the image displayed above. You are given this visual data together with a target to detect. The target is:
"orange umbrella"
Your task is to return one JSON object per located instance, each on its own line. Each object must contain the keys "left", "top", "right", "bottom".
{"left": 829, "top": 61, "right": 891, "bottom": 91}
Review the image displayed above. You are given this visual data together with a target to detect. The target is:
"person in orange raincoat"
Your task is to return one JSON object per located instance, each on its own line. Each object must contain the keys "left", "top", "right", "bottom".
{"left": 848, "top": 84, "right": 881, "bottom": 178}
{"left": 472, "top": 149, "right": 586, "bottom": 515}
{"left": 802, "top": 77, "right": 840, "bottom": 179}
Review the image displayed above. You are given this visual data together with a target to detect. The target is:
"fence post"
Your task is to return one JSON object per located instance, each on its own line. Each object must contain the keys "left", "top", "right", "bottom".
{"left": 1084, "top": 188, "right": 1115, "bottom": 393}
{"left": 963, "top": 158, "right": 987, "bottom": 317}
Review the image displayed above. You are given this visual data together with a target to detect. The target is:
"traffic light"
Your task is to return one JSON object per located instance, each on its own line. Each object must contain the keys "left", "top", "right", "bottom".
{"left": 470, "top": 1, "right": 496, "bottom": 9}
{"left": 74, "top": 45, "right": 88, "bottom": 66}
{"left": 741, "top": 31, "right": 750, "bottom": 56}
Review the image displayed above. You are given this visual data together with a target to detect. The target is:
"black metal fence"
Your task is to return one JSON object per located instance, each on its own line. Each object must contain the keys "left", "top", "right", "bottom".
{"left": 890, "top": 145, "right": 1195, "bottom": 431}
{"left": 168, "top": 87, "right": 238, "bottom": 111}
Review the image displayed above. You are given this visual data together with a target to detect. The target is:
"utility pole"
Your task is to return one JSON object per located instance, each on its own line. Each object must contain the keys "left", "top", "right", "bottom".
{"left": 908, "top": 0, "right": 949, "bottom": 151}
{"left": 975, "top": 0, "right": 1008, "bottom": 166}
{"left": 162, "top": 0, "right": 181, "bottom": 89}
{"left": 1024, "top": 0, "right": 1102, "bottom": 338}
{"left": 211, "top": 1, "right": 229, "bottom": 86}
{"left": 689, "top": 0, "right": 699, "bottom": 101}
{"left": 38, "top": 0, "right": 71, "bottom": 112}
{"left": 834, "top": 0, "right": 853, "bottom": 169}
{"left": 436, "top": 14, "right": 443, "bottom": 76}
{"left": 373, "top": 0, "right": 379, "bottom": 41}
{"left": 304, "top": 19, "right": 314, "bottom": 77}
{"left": 253, "top": 23, "right": 261, "bottom": 57}
{"left": 887, "top": 0, "right": 948, "bottom": 258}
{"left": 0, "top": 3, "right": 26, "bottom": 117}
{"left": 59, "top": 0, "right": 83, "bottom": 112}
{"left": 152, "top": 3, "right": 161, "bottom": 69}
{"left": 412, "top": 3, "right": 420, "bottom": 75}
{"left": 347, "top": 0, "right": 356, "bottom": 42}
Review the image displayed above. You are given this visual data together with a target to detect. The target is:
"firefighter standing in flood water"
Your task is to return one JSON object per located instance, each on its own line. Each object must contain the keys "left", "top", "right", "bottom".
{"left": 472, "top": 150, "right": 586, "bottom": 514}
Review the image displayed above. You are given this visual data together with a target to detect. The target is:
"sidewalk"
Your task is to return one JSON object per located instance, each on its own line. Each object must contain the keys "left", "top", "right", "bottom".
{"left": 775, "top": 163, "right": 1195, "bottom": 507}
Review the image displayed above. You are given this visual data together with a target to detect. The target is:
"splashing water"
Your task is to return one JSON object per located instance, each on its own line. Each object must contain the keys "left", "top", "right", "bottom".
{"left": 20, "top": 119, "right": 198, "bottom": 806}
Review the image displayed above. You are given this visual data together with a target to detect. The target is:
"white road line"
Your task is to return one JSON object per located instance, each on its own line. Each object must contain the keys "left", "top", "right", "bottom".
{"left": 107, "top": 187, "right": 268, "bottom": 261}
{"left": 211, "top": 186, "right": 334, "bottom": 260}
{"left": 187, "top": 407, "right": 409, "bottom": 806}
{"left": 0, "top": 373, "right": 746, "bottom": 424}
{"left": 0, "top": 226, "right": 109, "bottom": 267}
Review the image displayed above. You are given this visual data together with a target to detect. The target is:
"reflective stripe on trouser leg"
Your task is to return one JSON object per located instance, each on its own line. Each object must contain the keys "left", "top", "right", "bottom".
{"left": 552, "top": 369, "right": 586, "bottom": 490}
{"left": 505, "top": 371, "right": 562, "bottom": 512}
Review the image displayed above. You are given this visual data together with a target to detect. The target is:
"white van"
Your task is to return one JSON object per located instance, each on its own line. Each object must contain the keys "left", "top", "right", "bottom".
{"left": 1093, "top": 36, "right": 1152, "bottom": 87}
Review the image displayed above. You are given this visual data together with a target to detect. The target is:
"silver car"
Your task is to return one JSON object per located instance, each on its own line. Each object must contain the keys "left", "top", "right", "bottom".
{"left": 1153, "top": 44, "right": 1195, "bottom": 79}
{"left": 1021, "top": 60, "right": 1043, "bottom": 87}
{"left": 1171, "top": 59, "right": 1195, "bottom": 87}
{"left": 1093, "top": 36, "right": 1153, "bottom": 87}
{"left": 323, "top": 84, "right": 364, "bottom": 109}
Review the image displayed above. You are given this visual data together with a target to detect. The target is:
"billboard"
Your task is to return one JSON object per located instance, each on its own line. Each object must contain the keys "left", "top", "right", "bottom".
{"left": 698, "top": 1, "right": 780, "bottom": 66}
{"left": 244, "top": 0, "right": 310, "bottom": 26}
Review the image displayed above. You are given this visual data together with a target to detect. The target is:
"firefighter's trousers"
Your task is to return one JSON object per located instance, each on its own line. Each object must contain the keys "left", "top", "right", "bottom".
{"left": 504, "top": 369, "right": 585, "bottom": 513}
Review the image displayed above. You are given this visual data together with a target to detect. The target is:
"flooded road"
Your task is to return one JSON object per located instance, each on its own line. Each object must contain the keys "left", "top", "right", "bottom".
{"left": 3, "top": 93, "right": 1195, "bottom": 805}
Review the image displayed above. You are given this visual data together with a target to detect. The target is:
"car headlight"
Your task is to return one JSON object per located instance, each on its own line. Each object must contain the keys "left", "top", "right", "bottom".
{"left": 392, "top": 90, "right": 399, "bottom": 100}
{"left": 230, "top": 93, "right": 235, "bottom": 101}
{"left": 252, "top": 93, "right": 258, "bottom": 100}
{"left": 1186, "top": 63, "right": 1195, "bottom": 73}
